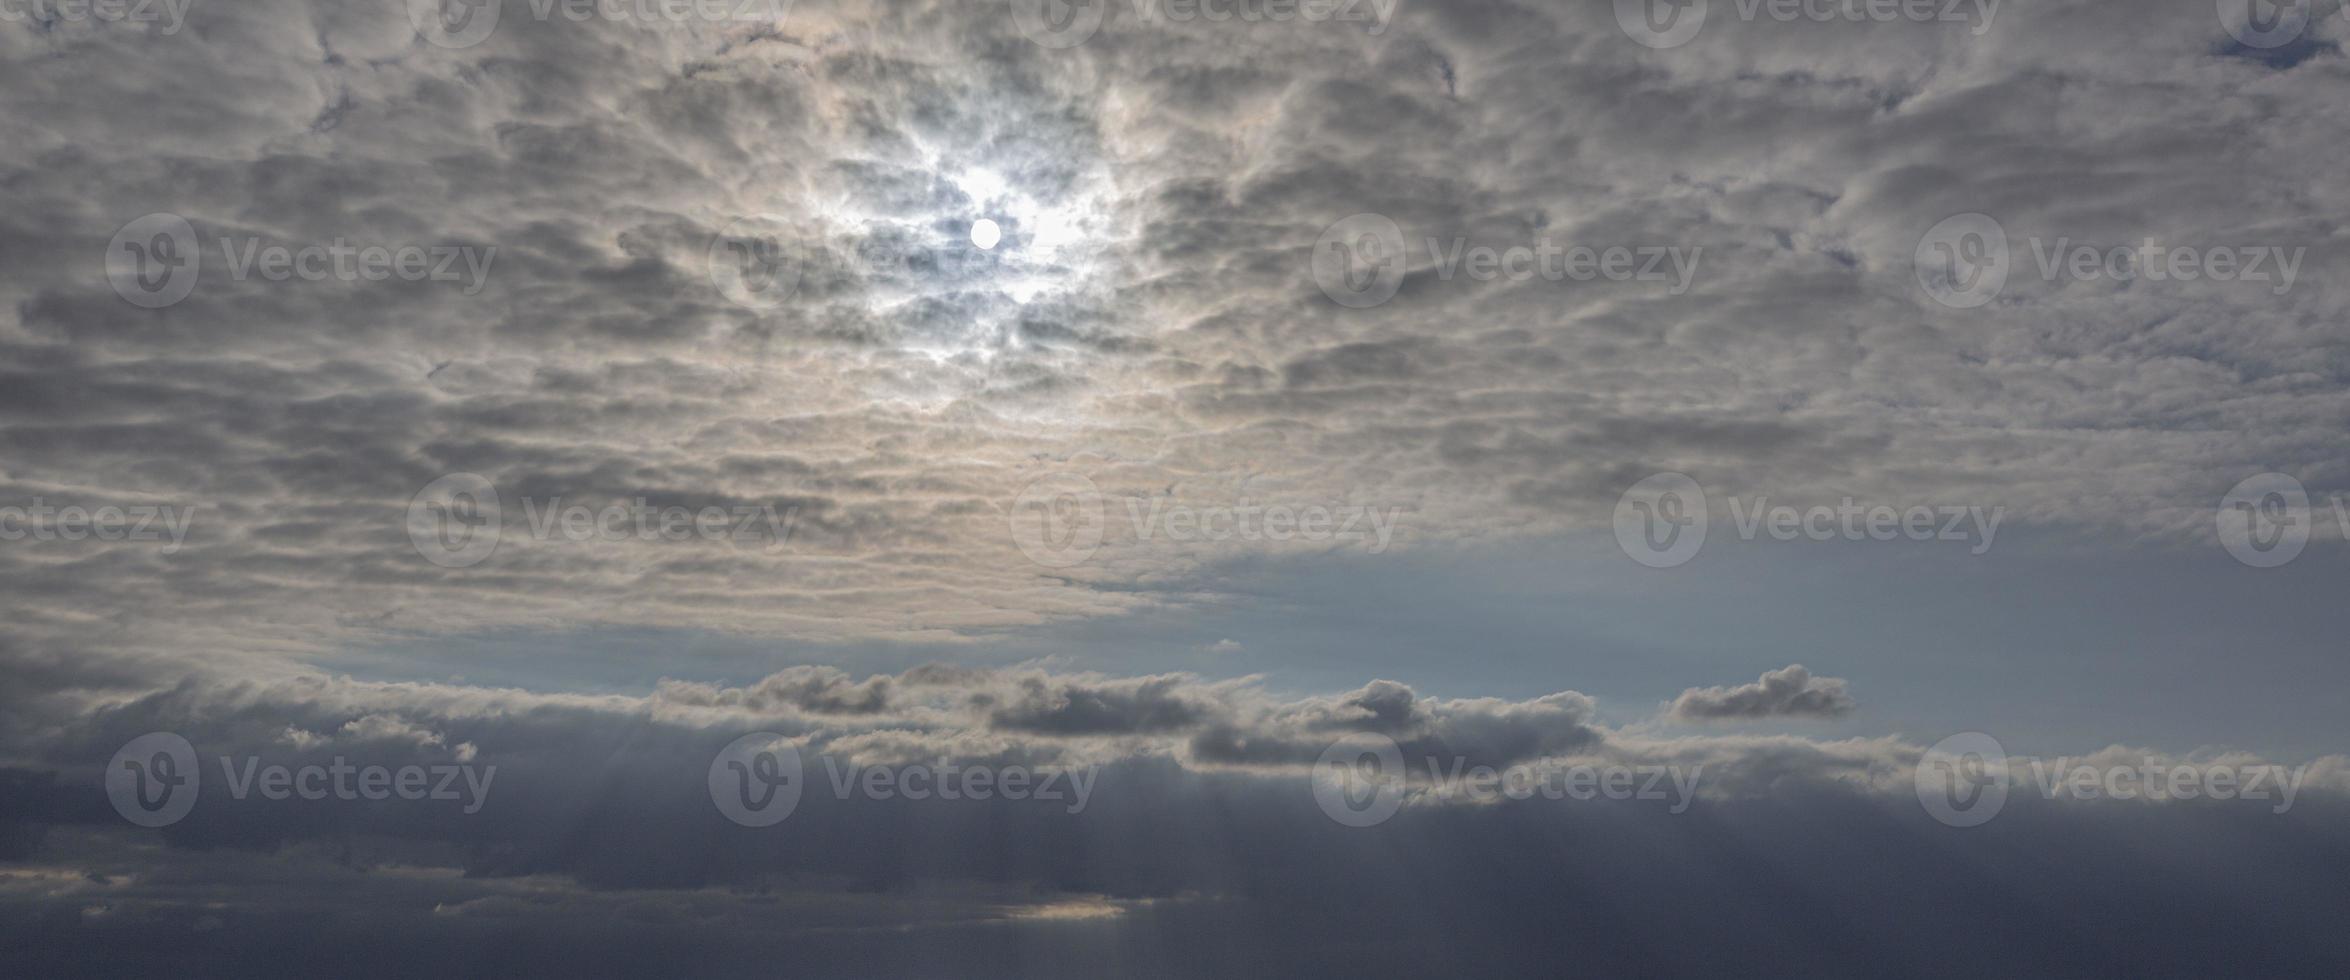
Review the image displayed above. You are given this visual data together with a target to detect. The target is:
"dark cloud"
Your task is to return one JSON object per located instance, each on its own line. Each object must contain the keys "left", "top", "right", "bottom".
{"left": 3, "top": 659, "right": 2348, "bottom": 976}
{"left": 5, "top": 734, "right": 2350, "bottom": 978}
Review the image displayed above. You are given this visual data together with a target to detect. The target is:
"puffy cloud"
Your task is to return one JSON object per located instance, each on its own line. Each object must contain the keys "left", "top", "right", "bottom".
{"left": 1670, "top": 664, "right": 1857, "bottom": 722}
{"left": 16, "top": 661, "right": 2336, "bottom": 812}
{"left": 654, "top": 666, "right": 897, "bottom": 716}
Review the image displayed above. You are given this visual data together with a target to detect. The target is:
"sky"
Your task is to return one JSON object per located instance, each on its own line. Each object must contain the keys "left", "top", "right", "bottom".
{"left": 4, "top": 0, "right": 2350, "bottom": 976}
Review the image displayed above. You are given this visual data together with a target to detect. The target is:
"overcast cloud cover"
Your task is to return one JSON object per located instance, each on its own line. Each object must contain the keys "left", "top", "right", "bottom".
{"left": 5, "top": 0, "right": 2350, "bottom": 975}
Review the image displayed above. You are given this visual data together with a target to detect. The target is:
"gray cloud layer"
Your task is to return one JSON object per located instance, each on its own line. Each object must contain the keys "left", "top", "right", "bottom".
{"left": 2, "top": 0, "right": 2346, "bottom": 672}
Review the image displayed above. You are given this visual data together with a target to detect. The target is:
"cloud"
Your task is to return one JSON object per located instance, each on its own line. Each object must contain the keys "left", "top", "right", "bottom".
{"left": 14, "top": 661, "right": 2332, "bottom": 817}
{"left": 654, "top": 666, "right": 897, "bottom": 716}
{"left": 5, "top": 1, "right": 2349, "bottom": 972}
{"left": 4, "top": 662, "right": 2349, "bottom": 977}
{"left": 0, "top": 0, "right": 2343, "bottom": 676}
{"left": 984, "top": 673, "right": 1219, "bottom": 735}
{"left": 1670, "top": 665, "right": 1857, "bottom": 722}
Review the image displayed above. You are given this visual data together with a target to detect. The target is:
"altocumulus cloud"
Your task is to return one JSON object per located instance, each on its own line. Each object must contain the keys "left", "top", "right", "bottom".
{"left": 1, "top": 0, "right": 2346, "bottom": 679}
